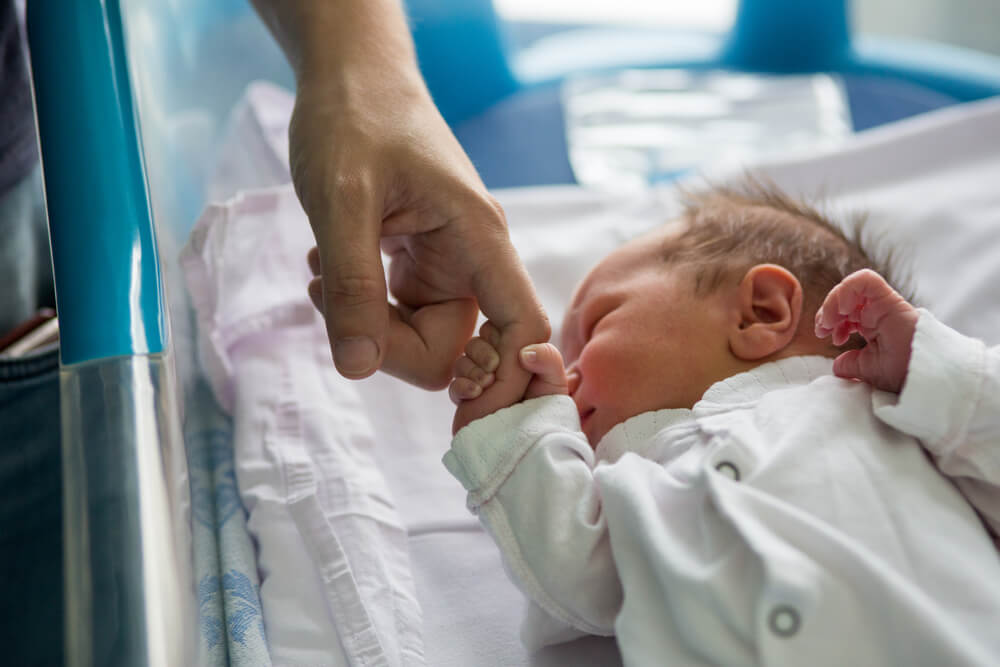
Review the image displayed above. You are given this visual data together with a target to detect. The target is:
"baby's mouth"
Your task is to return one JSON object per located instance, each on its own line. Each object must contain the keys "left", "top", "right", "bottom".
{"left": 579, "top": 406, "right": 596, "bottom": 425}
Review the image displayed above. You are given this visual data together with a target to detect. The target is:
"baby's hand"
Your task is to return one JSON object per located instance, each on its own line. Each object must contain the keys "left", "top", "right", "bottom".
{"left": 815, "top": 269, "right": 919, "bottom": 394}
{"left": 451, "top": 321, "right": 569, "bottom": 433}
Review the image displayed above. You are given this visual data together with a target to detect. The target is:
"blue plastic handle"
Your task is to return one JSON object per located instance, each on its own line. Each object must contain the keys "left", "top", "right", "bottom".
{"left": 27, "top": 0, "right": 166, "bottom": 365}
{"left": 723, "top": 0, "right": 850, "bottom": 72}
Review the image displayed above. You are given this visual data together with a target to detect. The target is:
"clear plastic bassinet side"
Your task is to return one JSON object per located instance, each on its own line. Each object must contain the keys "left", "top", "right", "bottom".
{"left": 60, "top": 355, "right": 191, "bottom": 667}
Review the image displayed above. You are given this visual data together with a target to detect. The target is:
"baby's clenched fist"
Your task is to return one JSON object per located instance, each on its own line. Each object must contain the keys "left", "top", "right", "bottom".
{"left": 451, "top": 321, "right": 570, "bottom": 433}
{"left": 815, "top": 269, "right": 919, "bottom": 394}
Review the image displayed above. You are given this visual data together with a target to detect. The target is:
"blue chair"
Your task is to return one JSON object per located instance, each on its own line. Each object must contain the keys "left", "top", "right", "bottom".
{"left": 406, "top": 0, "right": 1000, "bottom": 187}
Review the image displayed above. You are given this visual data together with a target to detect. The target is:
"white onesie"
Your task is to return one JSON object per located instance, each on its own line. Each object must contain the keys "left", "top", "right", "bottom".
{"left": 445, "top": 309, "right": 1000, "bottom": 666}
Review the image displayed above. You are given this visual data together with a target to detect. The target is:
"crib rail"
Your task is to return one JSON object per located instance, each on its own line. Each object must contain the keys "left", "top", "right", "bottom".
{"left": 27, "top": 2, "right": 187, "bottom": 665}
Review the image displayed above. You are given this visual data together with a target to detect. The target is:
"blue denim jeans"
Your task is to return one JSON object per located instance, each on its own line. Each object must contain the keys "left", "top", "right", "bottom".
{"left": 0, "top": 166, "right": 54, "bottom": 335}
{"left": 0, "top": 165, "right": 62, "bottom": 667}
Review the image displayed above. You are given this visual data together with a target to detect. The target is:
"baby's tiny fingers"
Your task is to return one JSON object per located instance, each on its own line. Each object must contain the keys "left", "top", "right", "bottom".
{"left": 832, "top": 348, "right": 864, "bottom": 381}
{"left": 464, "top": 336, "right": 500, "bottom": 373}
{"left": 520, "top": 343, "right": 569, "bottom": 394}
{"left": 479, "top": 320, "right": 502, "bottom": 349}
{"left": 835, "top": 280, "right": 863, "bottom": 317}
{"left": 857, "top": 288, "right": 909, "bottom": 332}
{"left": 522, "top": 345, "right": 570, "bottom": 400}
{"left": 839, "top": 269, "right": 898, "bottom": 317}
{"left": 453, "top": 355, "right": 495, "bottom": 388}
{"left": 449, "top": 377, "right": 483, "bottom": 405}
{"left": 832, "top": 319, "right": 857, "bottom": 347}
{"left": 816, "top": 287, "right": 847, "bottom": 331}
{"left": 815, "top": 307, "right": 833, "bottom": 339}
{"left": 818, "top": 269, "right": 890, "bottom": 339}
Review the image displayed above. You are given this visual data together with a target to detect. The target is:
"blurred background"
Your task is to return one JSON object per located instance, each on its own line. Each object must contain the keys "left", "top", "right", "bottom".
{"left": 494, "top": 0, "right": 1000, "bottom": 55}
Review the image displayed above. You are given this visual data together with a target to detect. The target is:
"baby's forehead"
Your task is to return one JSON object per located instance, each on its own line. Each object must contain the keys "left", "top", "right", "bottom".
{"left": 559, "top": 219, "right": 701, "bottom": 348}
{"left": 587, "top": 218, "right": 682, "bottom": 273}
{"left": 595, "top": 219, "right": 688, "bottom": 274}
{"left": 566, "top": 219, "right": 688, "bottom": 307}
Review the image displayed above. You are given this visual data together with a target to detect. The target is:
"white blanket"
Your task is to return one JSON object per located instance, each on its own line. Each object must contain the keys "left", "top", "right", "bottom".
{"left": 182, "top": 84, "right": 1000, "bottom": 667}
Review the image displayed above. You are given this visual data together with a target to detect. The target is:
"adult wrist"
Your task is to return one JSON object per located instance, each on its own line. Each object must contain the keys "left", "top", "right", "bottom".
{"left": 253, "top": 0, "right": 422, "bottom": 88}
{"left": 296, "top": 53, "right": 427, "bottom": 109}
{"left": 303, "top": 1, "right": 420, "bottom": 83}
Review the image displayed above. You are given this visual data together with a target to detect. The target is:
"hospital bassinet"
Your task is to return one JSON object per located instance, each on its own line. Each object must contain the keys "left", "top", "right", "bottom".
{"left": 23, "top": 0, "right": 1000, "bottom": 664}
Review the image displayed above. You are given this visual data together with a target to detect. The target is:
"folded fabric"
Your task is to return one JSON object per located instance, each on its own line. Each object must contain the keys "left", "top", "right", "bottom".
{"left": 182, "top": 192, "right": 425, "bottom": 667}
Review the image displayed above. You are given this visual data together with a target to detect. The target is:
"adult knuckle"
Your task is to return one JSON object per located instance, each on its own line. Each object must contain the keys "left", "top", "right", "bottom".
{"left": 482, "top": 193, "right": 507, "bottom": 221}
{"left": 528, "top": 308, "right": 553, "bottom": 342}
{"left": 457, "top": 192, "right": 507, "bottom": 234}
{"left": 331, "top": 171, "right": 375, "bottom": 212}
{"left": 423, "top": 365, "right": 455, "bottom": 392}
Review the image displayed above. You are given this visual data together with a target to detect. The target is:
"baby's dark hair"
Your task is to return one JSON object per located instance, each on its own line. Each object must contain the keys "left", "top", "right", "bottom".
{"left": 671, "top": 174, "right": 915, "bottom": 350}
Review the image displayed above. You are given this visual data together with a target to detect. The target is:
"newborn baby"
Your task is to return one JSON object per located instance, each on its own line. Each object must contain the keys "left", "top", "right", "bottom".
{"left": 443, "top": 177, "right": 1000, "bottom": 666}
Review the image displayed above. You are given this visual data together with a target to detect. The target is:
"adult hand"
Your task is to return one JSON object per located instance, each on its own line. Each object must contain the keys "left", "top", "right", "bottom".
{"left": 253, "top": 0, "right": 550, "bottom": 403}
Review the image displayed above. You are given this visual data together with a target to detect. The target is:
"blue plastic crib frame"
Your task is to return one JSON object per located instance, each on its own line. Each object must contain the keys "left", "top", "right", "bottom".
{"left": 23, "top": 0, "right": 1000, "bottom": 664}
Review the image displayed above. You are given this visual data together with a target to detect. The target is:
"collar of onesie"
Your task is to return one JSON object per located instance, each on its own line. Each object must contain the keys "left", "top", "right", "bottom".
{"left": 595, "top": 355, "right": 834, "bottom": 463}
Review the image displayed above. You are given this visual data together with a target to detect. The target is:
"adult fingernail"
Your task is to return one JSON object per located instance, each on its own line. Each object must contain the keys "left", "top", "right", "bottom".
{"left": 334, "top": 337, "right": 379, "bottom": 377}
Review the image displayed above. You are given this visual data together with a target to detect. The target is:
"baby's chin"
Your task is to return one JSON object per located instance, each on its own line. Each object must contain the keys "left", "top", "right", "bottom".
{"left": 582, "top": 413, "right": 615, "bottom": 450}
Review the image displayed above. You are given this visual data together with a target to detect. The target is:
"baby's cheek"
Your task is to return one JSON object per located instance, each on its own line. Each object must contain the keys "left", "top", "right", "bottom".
{"left": 578, "top": 343, "right": 627, "bottom": 401}
{"left": 583, "top": 338, "right": 671, "bottom": 420}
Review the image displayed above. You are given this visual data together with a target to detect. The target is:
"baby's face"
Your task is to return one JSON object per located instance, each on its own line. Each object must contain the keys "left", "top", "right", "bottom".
{"left": 560, "top": 221, "right": 736, "bottom": 446}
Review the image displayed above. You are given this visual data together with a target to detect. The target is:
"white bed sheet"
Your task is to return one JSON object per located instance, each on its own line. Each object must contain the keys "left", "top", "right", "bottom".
{"left": 185, "top": 84, "right": 1000, "bottom": 667}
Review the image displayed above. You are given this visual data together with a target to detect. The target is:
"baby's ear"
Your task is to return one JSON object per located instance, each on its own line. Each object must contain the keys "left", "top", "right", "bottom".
{"left": 729, "top": 264, "right": 803, "bottom": 361}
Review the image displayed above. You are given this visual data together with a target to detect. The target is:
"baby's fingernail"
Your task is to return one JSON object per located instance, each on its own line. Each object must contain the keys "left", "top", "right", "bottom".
{"left": 468, "top": 384, "right": 483, "bottom": 398}
{"left": 480, "top": 372, "right": 495, "bottom": 388}
{"left": 520, "top": 346, "right": 539, "bottom": 364}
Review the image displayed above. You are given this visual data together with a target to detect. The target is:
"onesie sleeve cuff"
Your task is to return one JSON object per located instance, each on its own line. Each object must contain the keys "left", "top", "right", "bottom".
{"left": 873, "top": 308, "right": 986, "bottom": 452}
{"left": 443, "top": 395, "right": 583, "bottom": 511}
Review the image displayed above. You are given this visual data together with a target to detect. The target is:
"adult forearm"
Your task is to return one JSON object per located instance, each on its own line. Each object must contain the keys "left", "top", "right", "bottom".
{"left": 250, "top": 0, "right": 420, "bottom": 84}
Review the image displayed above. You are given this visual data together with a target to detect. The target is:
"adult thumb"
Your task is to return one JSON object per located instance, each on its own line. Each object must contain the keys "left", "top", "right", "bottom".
{"left": 310, "top": 188, "right": 389, "bottom": 379}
